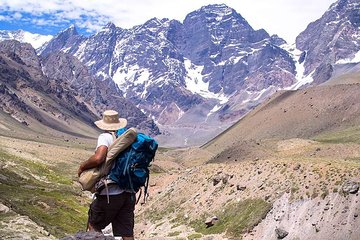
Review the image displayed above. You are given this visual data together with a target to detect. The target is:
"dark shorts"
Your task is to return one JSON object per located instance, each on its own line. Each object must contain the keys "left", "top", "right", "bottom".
{"left": 88, "top": 192, "right": 136, "bottom": 237}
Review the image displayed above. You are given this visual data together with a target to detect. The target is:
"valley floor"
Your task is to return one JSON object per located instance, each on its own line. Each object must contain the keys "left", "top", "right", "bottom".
{"left": 135, "top": 138, "right": 360, "bottom": 239}
{"left": 0, "top": 133, "right": 359, "bottom": 240}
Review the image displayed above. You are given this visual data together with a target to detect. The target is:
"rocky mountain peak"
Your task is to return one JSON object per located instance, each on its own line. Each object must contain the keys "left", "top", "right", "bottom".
{"left": 143, "top": 17, "right": 169, "bottom": 28}
{"left": 199, "top": 4, "right": 234, "bottom": 16}
{"left": 0, "top": 40, "right": 44, "bottom": 80}
{"left": 39, "top": 24, "right": 84, "bottom": 56}
{"left": 187, "top": 4, "right": 250, "bottom": 29}
{"left": 295, "top": 0, "right": 359, "bottom": 84}
{"left": 57, "top": 25, "right": 79, "bottom": 38}
{"left": 103, "top": 22, "right": 117, "bottom": 30}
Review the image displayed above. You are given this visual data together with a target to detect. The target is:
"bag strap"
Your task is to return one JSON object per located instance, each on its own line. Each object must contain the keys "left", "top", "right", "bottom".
{"left": 110, "top": 131, "right": 116, "bottom": 141}
{"left": 136, "top": 188, "right": 142, "bottom": 205}
{"left": 143, "top": 173, "right": 150, "bottom": 204}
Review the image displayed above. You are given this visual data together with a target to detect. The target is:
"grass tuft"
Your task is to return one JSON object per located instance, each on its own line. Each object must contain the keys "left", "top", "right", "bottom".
{"left": 313, "top": 126, "right": 360, "bottom": 144}
{"left": 190, "top": 198, "right": 272, "bottom": 238}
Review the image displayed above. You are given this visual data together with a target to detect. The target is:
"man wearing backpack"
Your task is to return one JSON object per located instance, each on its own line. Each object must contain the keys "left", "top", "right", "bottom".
{"left": 77, "top": 110, "right": 135, "bottom": 240}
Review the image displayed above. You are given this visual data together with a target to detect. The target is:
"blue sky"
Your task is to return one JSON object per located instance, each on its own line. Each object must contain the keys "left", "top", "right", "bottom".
{"left": 0, "top": 0, "right": 336, "bottom": 43}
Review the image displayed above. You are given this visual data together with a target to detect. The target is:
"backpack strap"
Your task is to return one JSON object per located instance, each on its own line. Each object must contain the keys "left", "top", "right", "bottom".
{"left": 140, "top": 155, "right": 154, "bottom": 205}
{"left": 136, "top": 188, "right": 142, "bottom": 205}
{"left": 143, "top": 173, "right": 150, "bottom": 204}
{"left": 110, "top": 131, "right": 116, "bottom": 141}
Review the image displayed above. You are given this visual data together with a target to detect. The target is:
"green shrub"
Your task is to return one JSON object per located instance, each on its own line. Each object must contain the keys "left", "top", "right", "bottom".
{"left": 188, "top": 233, "right": 203, "bottom": 239}
{"left": 191, "top": 198, "right": 272, "bottom": 238}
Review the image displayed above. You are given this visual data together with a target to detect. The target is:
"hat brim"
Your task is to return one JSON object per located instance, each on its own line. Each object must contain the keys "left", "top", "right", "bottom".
{"left": 94, "top": 118, "right": 127, "bottom": 131}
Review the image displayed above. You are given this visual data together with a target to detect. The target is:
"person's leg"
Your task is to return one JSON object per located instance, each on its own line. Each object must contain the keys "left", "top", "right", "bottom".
{"left": 112, "top": 192, "right": 136, "bottom": 238}
{"left": 88, "top": 195, "right": 113, "bottom": 232}
{"left": 121, "top": 237, "right": 134, "bottom": 240}
{"left": 87, "top": 223, "right": 102, "bottom": 232}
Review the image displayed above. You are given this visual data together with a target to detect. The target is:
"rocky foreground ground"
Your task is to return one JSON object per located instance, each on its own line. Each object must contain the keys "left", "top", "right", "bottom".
{"left": 132, "top": 138, "right": 360, "bottom": 239}
{"left": 0, "top": 135, "right": 359, "bottom": 239}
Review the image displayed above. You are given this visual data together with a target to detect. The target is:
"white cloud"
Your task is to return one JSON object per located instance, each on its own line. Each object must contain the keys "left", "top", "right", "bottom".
{"left": 13, "top": 12, "right": 22, "bottom": 20}
{"left": 0, "top": 15, "right": 11, "bottom": 21}
{"left": 0, "top": 0, "right": 336, "bottom": 43}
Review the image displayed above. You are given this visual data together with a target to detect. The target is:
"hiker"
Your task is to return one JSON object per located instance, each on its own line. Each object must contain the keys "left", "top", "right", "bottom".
{"left": 77, "top": 110, "right": 136, "bottom": 240}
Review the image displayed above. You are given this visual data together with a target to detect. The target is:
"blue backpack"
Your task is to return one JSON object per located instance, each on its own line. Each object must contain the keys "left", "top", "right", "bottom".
{"left": 109, "top": 131, "right": 158, "bottom": 202}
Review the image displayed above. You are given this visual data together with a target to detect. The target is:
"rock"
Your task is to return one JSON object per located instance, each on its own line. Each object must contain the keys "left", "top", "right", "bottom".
{"left": 0, "top": 203, "right": 10, "bottom": 213}
{"left": 237, "top": 185, "right": 246, "bottom": 191}
{"left": 213, "top": 175, "right": 222, "bottom": 186}
{"left": 275, "top": 228, "right": 289, "bottom": 239}
{"left": 38, "top": 201, "right": 51, "bottom": 210}
{"left": 222, "top": 174, "right": 230, "bottom": 184}
{"left": 293, "top": 163, "right": 301, "bottom": 171}
{"left": 60, "top": 231, "right": 115, "bottom": 240}
{"left": 213, "top": 174, "right": 229, "bottom": 185}
{"left": 342, "top": 181, "right": 359, "bottom": 194}
{"left": 205, "top": 216, "right": 218, "bottom": 228}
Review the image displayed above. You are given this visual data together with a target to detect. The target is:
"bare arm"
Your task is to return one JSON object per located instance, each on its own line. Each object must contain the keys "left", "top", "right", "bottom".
{"left": 78, "top": 145, "right": 108, "bottom": 176}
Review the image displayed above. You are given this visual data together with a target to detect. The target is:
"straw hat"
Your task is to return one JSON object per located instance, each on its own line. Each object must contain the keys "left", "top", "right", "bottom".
{"left": 94, "top": 110, "right": 127, "bottom": 131}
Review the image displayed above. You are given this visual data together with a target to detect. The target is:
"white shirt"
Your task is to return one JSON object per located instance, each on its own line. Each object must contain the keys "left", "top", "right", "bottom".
{"left": 96, "top": 133, "right": 114, "bottom": 150}
{"left": 96, "top": 132, "right": 124, "bottom": 195}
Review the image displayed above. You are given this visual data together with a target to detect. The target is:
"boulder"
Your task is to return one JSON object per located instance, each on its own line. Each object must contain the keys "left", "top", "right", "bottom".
{"left": 275, "top": 228, "right": 288, "bottom": 239}
{"left": 205, "top": 216, "right": 219, "bottom": 228}
{"left": 60, "top": 231, "right": 115, "bottom": 240}
{"left": 237, "top": 185, "right": 246, "bottom": 191}
{"left": 0, "top": 203, "right": 10, "bottom": 213}
{"left": 342, "top": 181, "right": 359, "bottom": 194}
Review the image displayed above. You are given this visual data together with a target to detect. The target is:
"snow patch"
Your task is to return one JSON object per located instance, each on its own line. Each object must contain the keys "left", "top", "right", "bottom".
{"left": 206, "top": 104, "right": 222, "bottom": 117}
{"left": 336, "top": 51, "right": 360, "bottom": 64}
{"left": 242, "top": 87, "right": 274, "bottom": 104}
{"left": 281, "top": 43, "right": 314, "bottom": 90}
{"left": 0, "top": 30, "right": 52, "bottom": 49}
{"left": 184, "top": 59, "right": 228, "bottom": 103}
{"left": 112, "top": 65, "right": 151, "bottom": 98}
{"left": 74, "top": 41, "right": 87, "bottom": 61}
{"left": 96, "top": 71, "right": 107, "bottom": 79}
{"left": 286, "top": 70, "right": 315, "bottom": 90}
{"left": 20, "top": 31, "right": 52, "bottom": 49}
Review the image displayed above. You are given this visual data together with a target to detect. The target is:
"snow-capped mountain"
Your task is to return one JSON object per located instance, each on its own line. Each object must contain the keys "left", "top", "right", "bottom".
{"left": 3, "top": 0, "right": 358, "bottom": 146}
{"left": 295, "top": 0, "right": 360, "bottom": 84}
{"left": 39, "top": 4, "right": 299, "bottom": 145}
{"left": 0, "top": 29, "right": 52, "bottom": 49}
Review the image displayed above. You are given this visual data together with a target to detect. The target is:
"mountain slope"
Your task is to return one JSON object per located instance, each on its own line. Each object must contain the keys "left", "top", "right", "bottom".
{"left": 203, "top": 83, "right": 360, "bottom": 155}
{"left": 0, "top": 40, "right": 159, "bottom": 139}
{"left": 296, "top": 0, "right": 360, "bottom": 84}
